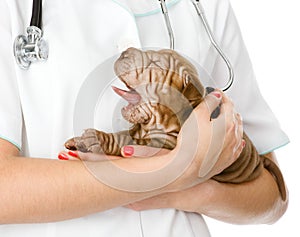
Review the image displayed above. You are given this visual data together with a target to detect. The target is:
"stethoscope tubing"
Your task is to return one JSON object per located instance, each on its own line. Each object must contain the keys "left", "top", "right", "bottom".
{"left": 30, "top": 0, "right": 42, "bottom": 28}
{"left": 159, "top": 0, "right": 175, "bottom": 50}
{"left": 160, "top": 0, "right": 234, "bottom": 91}
{"left": 14, "top": 0, "right": 234, "bottom": 92}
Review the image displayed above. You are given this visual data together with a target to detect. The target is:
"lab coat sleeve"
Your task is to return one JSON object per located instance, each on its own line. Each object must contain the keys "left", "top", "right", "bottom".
{"left": 209, "top": 0, "right": 289, "bottom": 154}
{"left": 0, "top": 0, "right": 23, "bottom": 150}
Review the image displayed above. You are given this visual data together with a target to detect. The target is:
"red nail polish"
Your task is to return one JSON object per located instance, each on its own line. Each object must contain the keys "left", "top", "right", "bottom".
{"left": 212, "top": 91, "right": 222, "bottom": 99}
{"left": 68, "top": 150, "right": 79, "bottom": 158}
{"left": 58, "top": 153, "right": 69, "bottom": 160}
{"left": 123, "top": 146, "right": 134, "bottom": 157}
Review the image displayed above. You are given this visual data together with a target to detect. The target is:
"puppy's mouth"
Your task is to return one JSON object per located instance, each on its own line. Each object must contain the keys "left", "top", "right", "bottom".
{"left": 112, "top": 86, "right": 142, "bottom": 109}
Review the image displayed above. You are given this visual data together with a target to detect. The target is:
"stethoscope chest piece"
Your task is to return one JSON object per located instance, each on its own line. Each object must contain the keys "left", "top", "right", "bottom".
{"left": 14, "top": 26, "right": 49, "bottom": 70}
{"left": 13, "top": 0, "right": 233, "bottom": 91}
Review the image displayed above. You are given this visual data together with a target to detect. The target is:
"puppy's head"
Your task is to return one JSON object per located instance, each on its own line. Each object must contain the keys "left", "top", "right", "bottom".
{"left": 113, "top": 47, "right": 205, "bottom": 124}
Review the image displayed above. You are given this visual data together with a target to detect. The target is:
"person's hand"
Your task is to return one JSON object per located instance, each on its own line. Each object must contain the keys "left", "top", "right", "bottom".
{"left": 117, "top": 90, "right": 244, "bottom": 193}
{"left": 195, "top": 90, "right": 245, "bottom": 178}
{"left": 58, "top": 150, "right": 121, "bottom": 161}
{"left": 121, "top": 90, "right": 244, "bottom": 210}
{"left": 58, "top": 90, "right": 244, "bottom": 194}
{"left": 168, "top": 90, "right": 244, "bottom": 190}
{"left": 124, "top": 181, "right": 213, "bottom": 212}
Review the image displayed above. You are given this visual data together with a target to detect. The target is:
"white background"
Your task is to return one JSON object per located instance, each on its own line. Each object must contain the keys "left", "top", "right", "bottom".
{"left": 205, "top": 0, "right": 300, "bottom": 236}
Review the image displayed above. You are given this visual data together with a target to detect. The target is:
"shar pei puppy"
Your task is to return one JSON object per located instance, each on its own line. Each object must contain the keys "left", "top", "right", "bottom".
{"left": 65, "top": 47, "right": 286, "bottom": 200}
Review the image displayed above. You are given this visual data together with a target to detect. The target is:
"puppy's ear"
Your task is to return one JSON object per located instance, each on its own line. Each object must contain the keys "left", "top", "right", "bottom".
{"left": 182, "top": 80, "right": 204, "bottom": 108}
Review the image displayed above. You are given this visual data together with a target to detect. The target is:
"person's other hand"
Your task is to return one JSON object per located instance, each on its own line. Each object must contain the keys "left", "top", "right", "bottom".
{"left": 115, "top": 90, "right": 244, "bottom": 194}
{"left": 57, "top": 150, "right": 120, "bottom": 161}
{"left": 168, "top": 90, "right": 244, "bottom": 190}
{"left": 122, "top": 90, "right": 244, "bottom": 210}
{"left": 58, "top": 90, "right": 244, "bottom": 194}
{"left": 196, "top": 90, "right": 245, "bottom": 178}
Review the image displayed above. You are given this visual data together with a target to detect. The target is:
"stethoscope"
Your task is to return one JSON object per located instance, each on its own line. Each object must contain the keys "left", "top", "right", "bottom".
{"left": 13, "top": 0, "right": 49, "bottom": 71}
{"left": 13, "top": 0, "right": 233, "bottom": 91}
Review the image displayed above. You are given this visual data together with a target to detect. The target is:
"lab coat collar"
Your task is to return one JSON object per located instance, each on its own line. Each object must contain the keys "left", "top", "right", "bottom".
{"left": 112, "top": 0, "right": 182, "bottom": 17}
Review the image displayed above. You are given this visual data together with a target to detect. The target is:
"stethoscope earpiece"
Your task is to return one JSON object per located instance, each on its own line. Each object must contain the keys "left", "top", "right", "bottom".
{"left": 14, "top": 26, "right": 49, "bottom": 70}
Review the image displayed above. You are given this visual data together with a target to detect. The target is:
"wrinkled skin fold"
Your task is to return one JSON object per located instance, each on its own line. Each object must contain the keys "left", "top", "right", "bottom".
{"left": 65, "top": 47, "right": 286, "bottom": 201}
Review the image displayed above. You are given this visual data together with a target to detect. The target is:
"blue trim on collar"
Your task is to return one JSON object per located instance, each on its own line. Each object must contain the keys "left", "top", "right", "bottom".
{"left": 111, "top": 0, "right": 182, "bottom": 17}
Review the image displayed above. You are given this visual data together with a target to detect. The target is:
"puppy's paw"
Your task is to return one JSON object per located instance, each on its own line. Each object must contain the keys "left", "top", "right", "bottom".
{"left": 64, "top": 129, "right": 104, "bottom": 153}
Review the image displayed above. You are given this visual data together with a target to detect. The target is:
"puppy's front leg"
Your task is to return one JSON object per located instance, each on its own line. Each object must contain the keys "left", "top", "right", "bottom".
{"left": 65, "top": 129, "right": 133, "bottom": 156}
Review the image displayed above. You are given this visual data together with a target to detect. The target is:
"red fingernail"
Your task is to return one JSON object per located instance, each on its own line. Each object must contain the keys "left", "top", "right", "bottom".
{"left": 58, "top": 153, "right": 69, "bottom": 160}
{"left": 68, "top": 150, "right": 79, "bottom": 158}
{"left": 122, "top": 146, "right": 134, "bottom": 158}
{"left": 211, "top": 91, "right": 222, "bottom": 99}
{"left": 242, "top": 140, "right": 246, "bottom": 147}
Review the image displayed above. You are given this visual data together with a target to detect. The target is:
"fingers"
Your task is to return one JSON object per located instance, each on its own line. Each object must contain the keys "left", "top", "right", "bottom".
{"left": 218, "top": 95, "right": 245, "bottom": 168}
{"left": 58, "top": 150, "right": 120, "bottom": 161}
{"left": 197, "top": 90, "right": 222, "bottom": 120}
{"left": 235, "top": 139, "right": 246, "bottom": 158}
{"left": 195, "top": 90, "right": 245, "bottom": 178}
{"left": 58, "top": 145, "right": 169, "bottom": 161}
{"left": 120, "top": 145, "right": 170, "bottom": 158}
{"left": 77, "top": 151, "right": 121, "bottom": 161}
{"left": 233, "top": 113, "right": 244, "bottom": 153}
{"left": 219, "top": 92, "right": 243, "bottom": 143}
{"left": 58, "top": 151, "right": 79, "bottom": 161}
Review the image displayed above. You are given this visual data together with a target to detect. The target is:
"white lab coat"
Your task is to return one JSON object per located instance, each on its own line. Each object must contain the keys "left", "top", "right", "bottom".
{"left": 0, "top": 0, "right": 289, "bottom": 236}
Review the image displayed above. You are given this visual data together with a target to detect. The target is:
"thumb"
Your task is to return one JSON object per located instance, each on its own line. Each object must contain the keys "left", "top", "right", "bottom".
{"left": 199, "top": 90, "right": 222, "bottom": 120}
{"left": 198, "top": 90, "right": 227, "bottom": 178}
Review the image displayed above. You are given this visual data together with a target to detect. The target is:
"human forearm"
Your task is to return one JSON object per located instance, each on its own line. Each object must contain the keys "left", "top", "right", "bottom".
{"left": 173, "top": 167, "right": 287, "bottom": 224}
{"left": 0, "top": 155, "right": 168, "bottom": 224}
{"left": 0, "top": 91, "right": 243, "bottom": 224}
